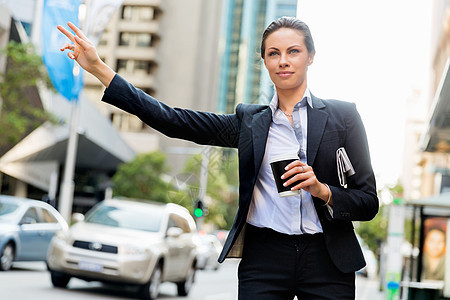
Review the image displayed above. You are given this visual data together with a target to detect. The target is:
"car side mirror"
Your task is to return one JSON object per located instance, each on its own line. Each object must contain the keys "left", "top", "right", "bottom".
{"left": 71, "top": 213, "right": 85, "bottom": 223}
{"left": 166, "top": 227, "right": 183, "bottom": 238}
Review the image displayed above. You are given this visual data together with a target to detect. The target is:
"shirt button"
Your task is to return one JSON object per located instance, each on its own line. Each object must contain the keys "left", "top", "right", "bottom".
{"left": 295, "top": 124, "right": 300, "bottom": 128}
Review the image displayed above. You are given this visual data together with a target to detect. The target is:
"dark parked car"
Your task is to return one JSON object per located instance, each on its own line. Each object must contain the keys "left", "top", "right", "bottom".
{"left": 0, "top": 195, "right": 68, "bottom": 271}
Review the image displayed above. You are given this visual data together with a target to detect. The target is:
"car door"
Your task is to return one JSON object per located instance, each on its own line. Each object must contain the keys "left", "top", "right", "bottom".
{"left": 35, "top": 207, "right": 63, "bottom": 257}
{"left": 165, "top": 213, "right": 194, "bottom": 279}
{"left": 18, "top": 206, "right": 62, "bottom": 260}
{"left": 17, "top": 207, "right": 41, "bottom": 260}
{"left": 164, "top": 215, "right": 183, "bottom": 279}
{"left": 175, "top": 216, "right": 195, "bottom": 268}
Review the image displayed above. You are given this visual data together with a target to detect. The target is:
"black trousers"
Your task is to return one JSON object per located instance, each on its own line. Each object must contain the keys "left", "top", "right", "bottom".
{"left": 238, "top": 224, "right": 355, "bottom": 300}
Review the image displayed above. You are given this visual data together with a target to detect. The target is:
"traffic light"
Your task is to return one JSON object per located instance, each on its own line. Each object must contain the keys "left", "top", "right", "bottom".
{"left": 194, "top": 199, "right": 205, "bottom": 218}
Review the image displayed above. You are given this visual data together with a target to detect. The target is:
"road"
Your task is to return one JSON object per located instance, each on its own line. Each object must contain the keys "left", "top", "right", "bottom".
{"left": 1, "top": 260, "right": 384, "bottom": 300}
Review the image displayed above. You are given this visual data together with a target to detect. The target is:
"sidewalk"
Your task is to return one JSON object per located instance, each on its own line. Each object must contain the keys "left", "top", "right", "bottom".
{"left": 289, "top": 275, "right": 384, "bottom": 300}
{"left": 356, "top": 275, "right": 385, "bottom": 300}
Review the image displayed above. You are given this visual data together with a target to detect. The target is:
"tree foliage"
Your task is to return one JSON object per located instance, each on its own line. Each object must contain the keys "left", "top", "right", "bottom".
{"left": 355, "top": 204, "right": 389, "bottom": 255}
{"left": 111, "top": 151, "right": 189, "bottom": 207}
{"left": 355, "top": 183, "right": 405, "bottom": 256}
{"left": 0, "top": 41, "right": 54, "bottom": 155}
{"left": 183, "top": 149, "right": 239, "bottom": 229}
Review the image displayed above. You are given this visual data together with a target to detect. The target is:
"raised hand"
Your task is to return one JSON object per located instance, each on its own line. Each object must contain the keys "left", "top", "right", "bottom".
{"left": 57, "top": 22, "right": 115, "bottom": 87}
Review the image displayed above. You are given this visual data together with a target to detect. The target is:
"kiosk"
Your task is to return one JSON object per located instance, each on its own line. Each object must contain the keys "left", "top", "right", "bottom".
{"left": 403, "top": 193, "right": 450, "bottom": 299}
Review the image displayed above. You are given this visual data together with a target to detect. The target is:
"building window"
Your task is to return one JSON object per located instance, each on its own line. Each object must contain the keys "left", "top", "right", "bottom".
{"left": 119, "top": 32, "right": 131, "bottom": 46}
{"left": 137, "top": 6, "right": 153, "bottom": 21}
{"left": 116, "top": 59, "right": 156, "bottom": 75}
{"left": 276, "top": 4, "right": 297, "bottom": 11}
{"left": 98, "top": 34, "right": 108, "bottom": 46}
{"left": 121, "top": 5, "right": 158, "bottom": 22}
{"left": 150, "top": 34, "right": 160, "bottom": 47}
{"left": 134, "top": 60, "right": 149, "bottom": 74}
{"left": 121, "top": 6, "right": 133, "bottom": 20}
{"left": 119, "top": 32, "right": 158, "bottom": 48}
{"left": 110, "top": 111, "right": 147, "bottom": 132}
{"left": 116, "top": 59, "right": 128, "bottom": 73}
{"left": 136, "top": 33, "right": 152, "bottom": 47}
{"left": 134, "top": 60, "right": 157, "bottom": 75}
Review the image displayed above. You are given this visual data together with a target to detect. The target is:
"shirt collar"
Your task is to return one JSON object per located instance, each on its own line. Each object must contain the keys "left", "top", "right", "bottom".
{"left": 269, "top": 87, "right": 313, "bottom": 118}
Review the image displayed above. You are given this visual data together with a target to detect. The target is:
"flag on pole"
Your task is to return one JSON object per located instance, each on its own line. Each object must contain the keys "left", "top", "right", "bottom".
{"left": 85, "top": 0, "right": 124, "bottom": 46}
{"left": 41, "top": 0, "right": 83, "bottom": 101}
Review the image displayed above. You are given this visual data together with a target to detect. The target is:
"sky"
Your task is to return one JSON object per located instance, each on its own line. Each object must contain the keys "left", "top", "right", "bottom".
{"left": 297, "top": 0, "right": 433, "bottom": 188}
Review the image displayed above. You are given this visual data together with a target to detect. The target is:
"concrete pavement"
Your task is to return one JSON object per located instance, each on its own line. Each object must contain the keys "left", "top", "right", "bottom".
{"left": 356, "top": 275, "right": 385, "bottom": 300}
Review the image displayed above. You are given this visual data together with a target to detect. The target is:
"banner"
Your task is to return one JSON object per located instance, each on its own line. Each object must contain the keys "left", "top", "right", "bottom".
{"left": 85, "top": 0, "right": 124, "bottom": 46}
{"left": 41, "top": 0, "right": 83, "bottom": 101}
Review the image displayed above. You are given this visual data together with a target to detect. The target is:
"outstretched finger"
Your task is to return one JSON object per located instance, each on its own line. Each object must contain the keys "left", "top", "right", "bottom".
{"left": 57, "top": 25, "right": 75, "bottom": 43}
{"left": 74, "top": 35, "right": 90, "bottom": 50}
{"left": 67, "top": 22, "right": 90, "bottom": 44}
{"left": 60, "top": 43, "right": 74, "bottom": 52}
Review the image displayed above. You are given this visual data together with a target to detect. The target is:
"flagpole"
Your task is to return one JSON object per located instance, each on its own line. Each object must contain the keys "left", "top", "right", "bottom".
{"left": 58, "top": 1, "right": 89, "bottom": 222}
{"left": 58, "top": 89, "right": 81, "bottom": 222}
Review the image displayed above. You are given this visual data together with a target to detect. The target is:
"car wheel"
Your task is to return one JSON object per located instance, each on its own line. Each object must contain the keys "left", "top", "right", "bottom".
{"left": 140, "top": 263, "right": 163, "bottom": 300}
{"left": 50, "top": 270, "right": 71, "bottom": 288}
{"left": 0, "top": 242, "right": 15, "bottom": 271}
{"left": 176, "top": 264, "right": 195, "bottom": 296}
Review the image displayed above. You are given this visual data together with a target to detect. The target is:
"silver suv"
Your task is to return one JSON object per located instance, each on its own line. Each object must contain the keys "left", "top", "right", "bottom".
{"left": 47, "top": 198, "right": 198, "bottom": 299}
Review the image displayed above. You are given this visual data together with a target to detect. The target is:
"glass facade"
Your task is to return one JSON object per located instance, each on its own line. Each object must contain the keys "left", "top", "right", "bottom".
{"left": 259, "top": 0, "right": 298, "bottom": 105}
{"left": 217, "top": 0, "right": 297, "bottom": 113}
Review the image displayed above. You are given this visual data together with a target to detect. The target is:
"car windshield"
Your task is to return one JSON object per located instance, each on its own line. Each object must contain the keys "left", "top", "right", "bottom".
{"left": 85, "top": 203, "right": 163, "bottom": 232}
{"left": 0, "top": 201, "right": 20, "bottom": 223}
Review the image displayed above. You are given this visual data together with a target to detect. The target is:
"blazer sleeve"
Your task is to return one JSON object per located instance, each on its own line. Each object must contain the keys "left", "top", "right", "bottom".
{"left": 101, "top": 74, "right": 240, "bottom": 148}
{"left": 328, "top": 103, "right": 379, "bottom": 222}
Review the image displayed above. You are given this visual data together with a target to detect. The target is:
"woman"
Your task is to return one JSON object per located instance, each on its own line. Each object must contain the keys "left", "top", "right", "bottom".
{"left": 422, "top": 227, "right": 446, "bottom": 281}
{"left": 58, "top": 16, "right": 378, "bottom": 299}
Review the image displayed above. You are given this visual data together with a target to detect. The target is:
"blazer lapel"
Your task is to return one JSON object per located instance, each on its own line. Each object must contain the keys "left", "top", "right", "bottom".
{"left": 252, "top": 108, "right": 272, "bottom": 176}
{"left": 307, "top": 96, "right": 328, "bottom": 166}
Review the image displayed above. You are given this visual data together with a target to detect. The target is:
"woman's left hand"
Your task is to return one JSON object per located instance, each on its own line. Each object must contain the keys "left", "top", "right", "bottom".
{"left": 281, "top": 160, "right": 331, "bottom": 204}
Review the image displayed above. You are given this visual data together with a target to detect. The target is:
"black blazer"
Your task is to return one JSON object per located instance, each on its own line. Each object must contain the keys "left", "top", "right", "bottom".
{"left": 103, "top": 74, "right": 379, "bottom": 273}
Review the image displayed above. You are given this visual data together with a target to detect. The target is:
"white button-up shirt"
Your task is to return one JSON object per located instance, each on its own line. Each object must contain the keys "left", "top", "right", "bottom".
{"left": 246, "top": 89, "right": 323, "bottom": 235}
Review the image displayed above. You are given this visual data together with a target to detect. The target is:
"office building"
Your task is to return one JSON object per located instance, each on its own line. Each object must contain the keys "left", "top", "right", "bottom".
{"left": 419, "top": 0, "right": 450, "bottom": 197}
{"left": 84, "top": 0, "right": 223, "bottom": 175}
{"left": 217, "top": 0, "right": 297, "bottom": 114}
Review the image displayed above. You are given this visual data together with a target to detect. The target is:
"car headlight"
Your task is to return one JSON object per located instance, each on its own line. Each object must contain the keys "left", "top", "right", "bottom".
{"left": 121, "top": 245, "right": 148, "bottom": 256}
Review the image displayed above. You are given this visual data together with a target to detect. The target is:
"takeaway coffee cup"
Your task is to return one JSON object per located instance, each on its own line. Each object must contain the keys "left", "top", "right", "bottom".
{"left": 269, "top": 154, "right": 301, "bottom": 197}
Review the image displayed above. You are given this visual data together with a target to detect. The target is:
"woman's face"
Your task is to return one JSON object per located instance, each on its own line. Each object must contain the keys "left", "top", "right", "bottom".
{"left": 263, "top": 28, "right": 314, "bottom": 92}
{"left": 424, "top": 229, "right": 446, "bottom": 258}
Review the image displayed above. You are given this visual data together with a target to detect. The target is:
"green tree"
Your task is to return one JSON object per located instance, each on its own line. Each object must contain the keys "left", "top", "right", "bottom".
{"left": 0, "top": 41, "right": 54, "bottom": 155}
{"left": 355, "top": 204, "right": 389, "bottom": 254}
{"left": 216, "top": 150, "right": 239, "bottom": 228}
{"left": 112, "top": 151, "right": 189, "bottom": 206}
{"left": 182, "top": 149, "right": 239, "bottom": 229}
{"left": 355, "top": 183, "right": 405, "bottom": 255}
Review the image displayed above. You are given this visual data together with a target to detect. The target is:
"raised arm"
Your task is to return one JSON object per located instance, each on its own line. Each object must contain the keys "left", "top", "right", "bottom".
{"left": 58, "top": 22, "right": 115, "bottom": 87}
